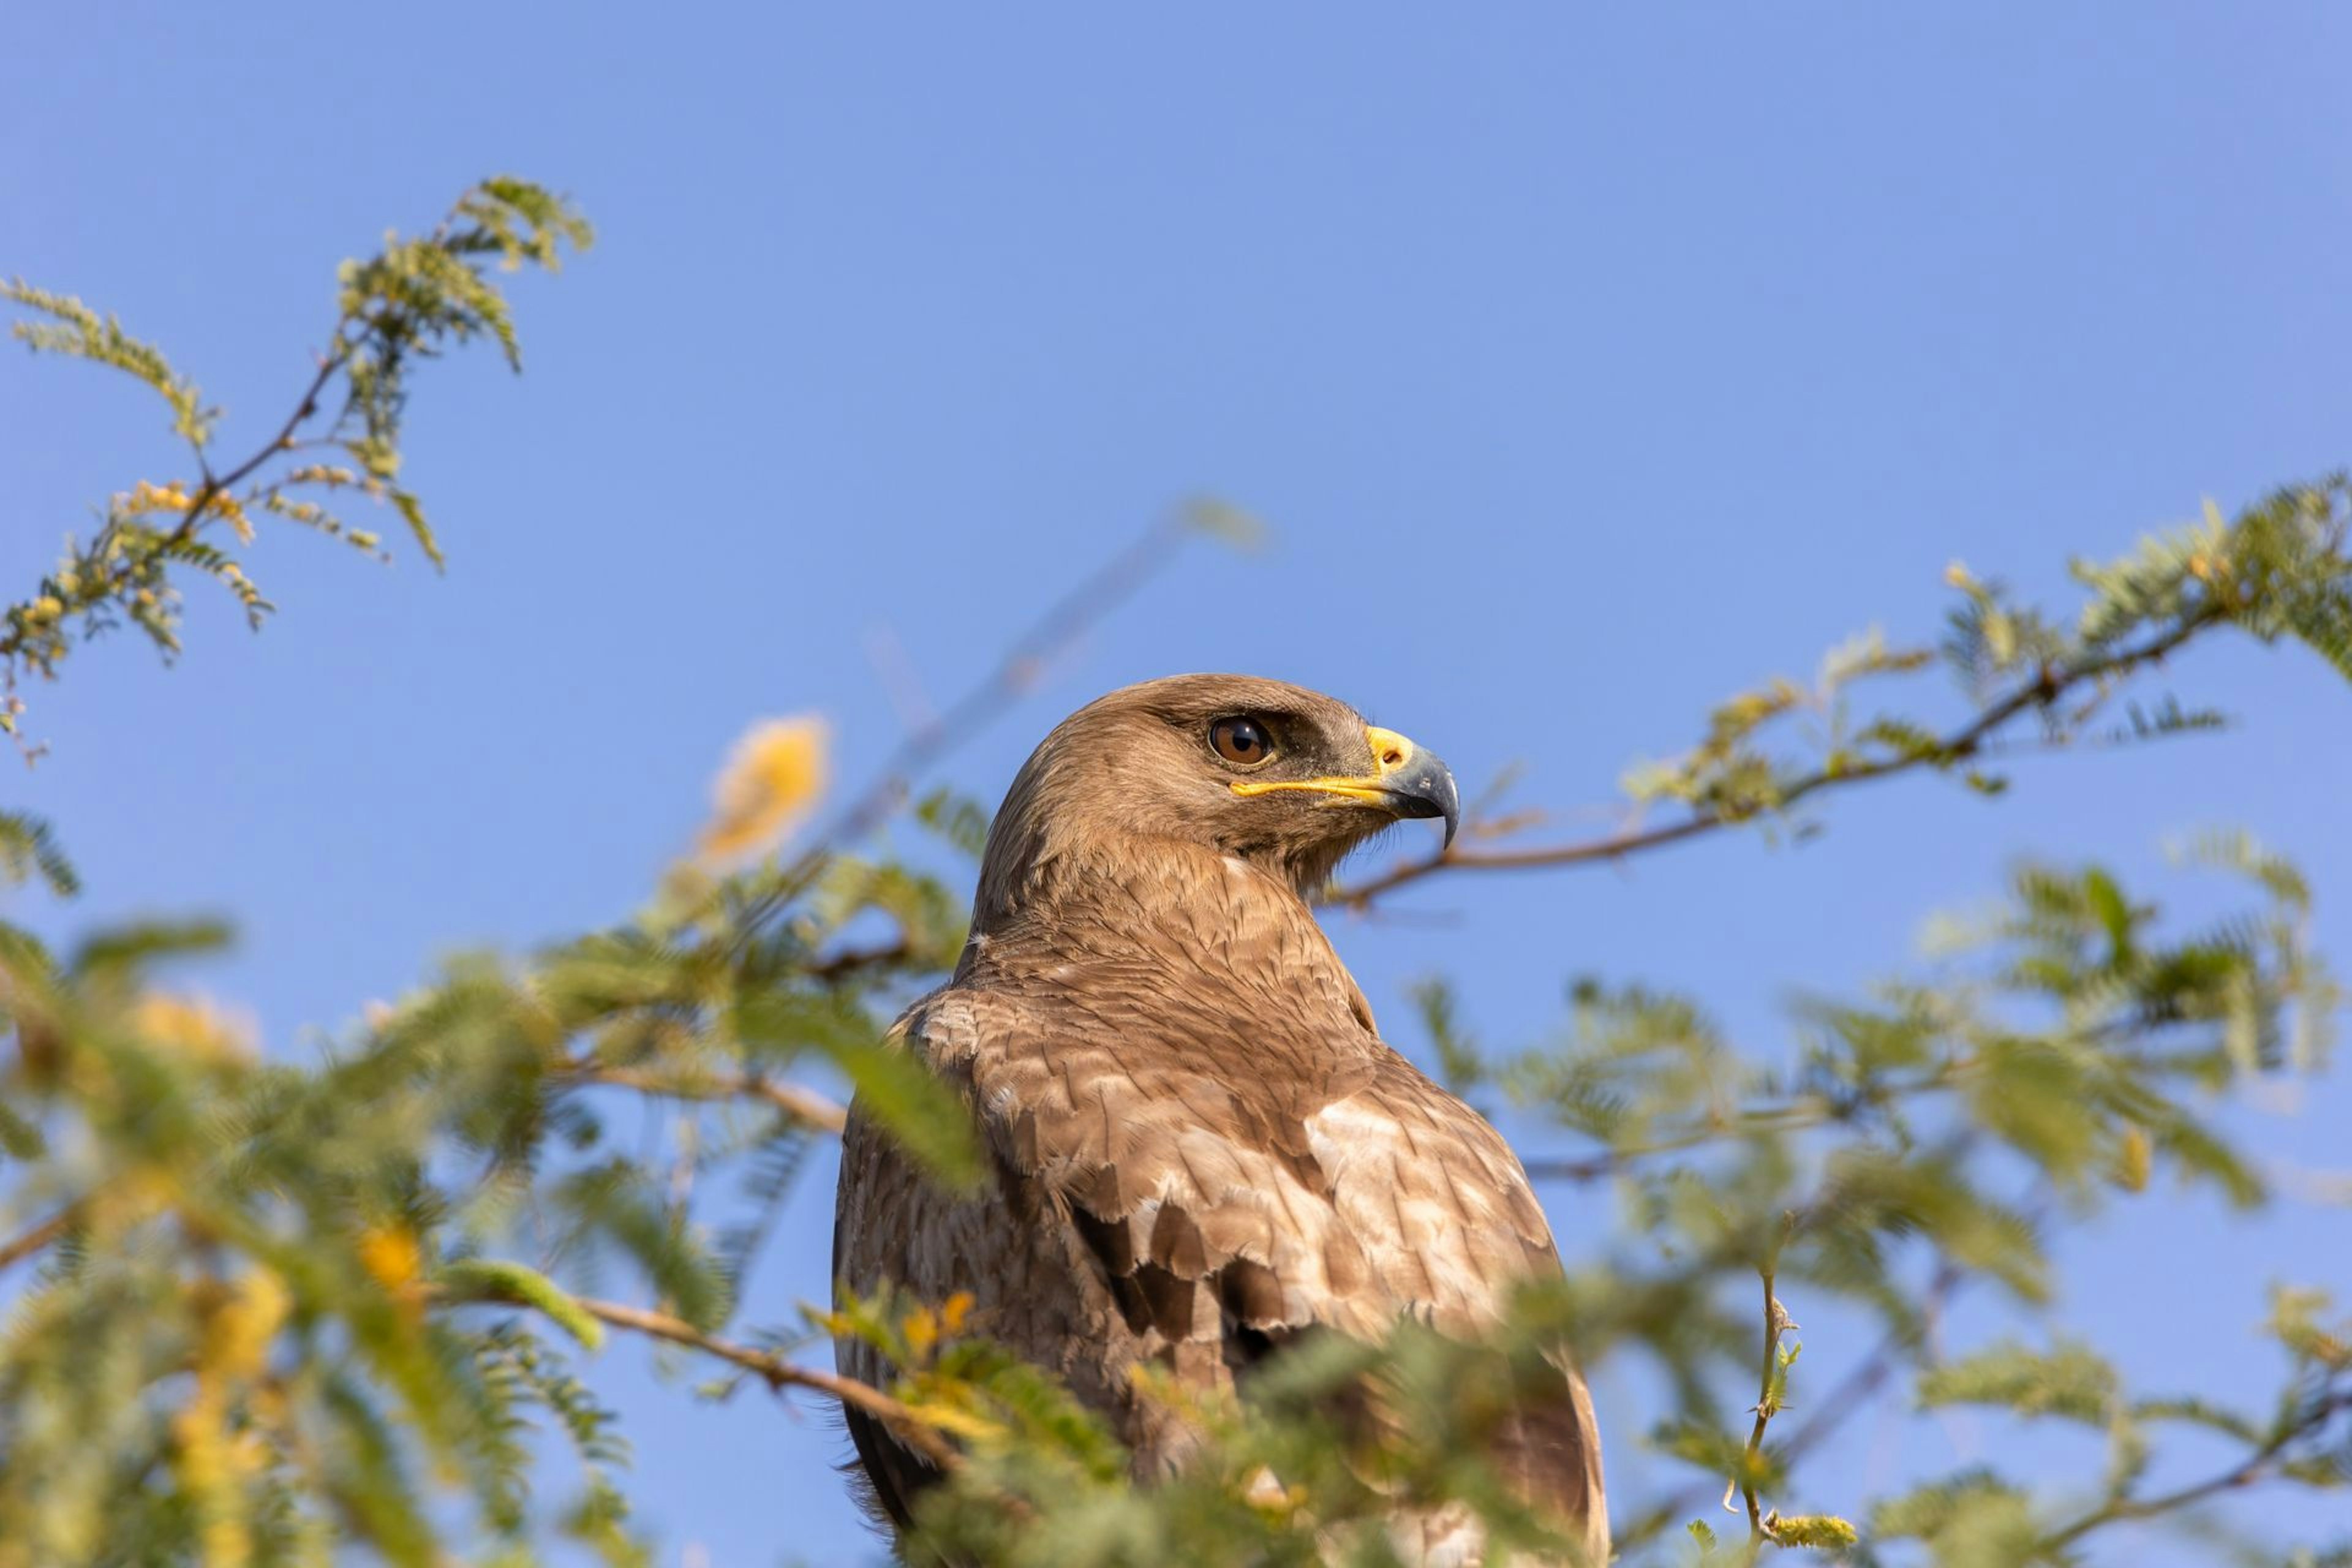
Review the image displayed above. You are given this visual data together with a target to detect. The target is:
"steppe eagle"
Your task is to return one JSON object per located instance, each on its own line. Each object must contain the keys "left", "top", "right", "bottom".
{"left": 833, "top": 674, "right": 1605, "bottom": 1564}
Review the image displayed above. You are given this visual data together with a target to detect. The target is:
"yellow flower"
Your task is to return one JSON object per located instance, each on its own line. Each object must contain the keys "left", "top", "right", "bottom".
{"left": 130, "top": 993, "right": 257, "bottom": 1065}
{"left": 904, "top": 1305, "right": 940, "bottom": 1360}
{"left": 2114, "top": 1125, "right": 2152, "bottom": 1193}
{"left": 695, "top": 715, "right": 829, "bottom": 867}
{"left": 170, "top": 1266, "right": 291, "bottom": 1568}
{"left": 213, "top": 1268, "right": 292, "bottom": 1381}
{"left": 123, "top": 479, "right": 196, "bottom": 516}
{"left": 358, "top": 1223, "right": 423, "bottom": 1294}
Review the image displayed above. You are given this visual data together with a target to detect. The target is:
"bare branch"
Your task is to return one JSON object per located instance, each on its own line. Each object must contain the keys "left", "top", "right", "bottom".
{"left": 816, "top": 508, "right": 1201, "bottom": 853}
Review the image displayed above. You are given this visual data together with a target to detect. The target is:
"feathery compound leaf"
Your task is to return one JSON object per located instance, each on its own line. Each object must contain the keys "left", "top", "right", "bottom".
{"left": 915, "top": 786, "right": 995, "bottom": 861}
{"left": 0, "top": 810, "right": 77, "bottom": 895}
{"left": 548, "top": 1161, "right": 729, "bottom": 1332}
{"left": 1917, "top": 1340, "right": 2119, "bottom": 1425}
{"left": 824, "top": 1030, "right": 987, "bottom": 1191}
{"left": 1, "top": 279, "right": 210, "bottom": 442}
{"left": 388, "top": 488, "right": 443, "bottom": 569}
{"left": 1412, "top": 976, "right": 1486, "bottom": 1093}
{"left": 1870, "top": 1469, "right": 2037, "bottom": 1545}
{"left": 438, "top": 1259, "right": 607, "bottom": 1350}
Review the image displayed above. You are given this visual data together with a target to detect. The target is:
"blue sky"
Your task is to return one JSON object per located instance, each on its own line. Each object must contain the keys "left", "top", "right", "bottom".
{"left": 7, "top": 5, "right": 2351, "bottom": 1562}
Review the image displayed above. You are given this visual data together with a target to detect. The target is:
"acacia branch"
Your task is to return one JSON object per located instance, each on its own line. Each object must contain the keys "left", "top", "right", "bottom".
{"left": 141, "top": 340, "right": 353, "bottom": 564}
{"left": 572, "top": 1294, "right": 962, "bottom": 1470}
{"left": 1329, "top": 608, "right": 2224, "bottom": 908}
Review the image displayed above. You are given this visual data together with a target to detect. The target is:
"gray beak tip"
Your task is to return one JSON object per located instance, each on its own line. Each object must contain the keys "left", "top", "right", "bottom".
{"left": 1384, "top": 753, "right": 1461, "bottom": 851}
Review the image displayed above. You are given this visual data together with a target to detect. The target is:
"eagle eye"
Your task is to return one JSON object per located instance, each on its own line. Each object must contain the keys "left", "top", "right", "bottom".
{"left": 1209, "top": 715, "right": 1275, "bottom": 767}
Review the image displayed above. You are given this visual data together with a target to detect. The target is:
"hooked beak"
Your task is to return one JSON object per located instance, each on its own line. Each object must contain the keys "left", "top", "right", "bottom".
{"left": 1231, "top": 725, "right": 1462, "bottom": 849}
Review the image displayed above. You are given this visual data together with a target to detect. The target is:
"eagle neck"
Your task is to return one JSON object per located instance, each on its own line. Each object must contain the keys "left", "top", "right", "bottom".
{"left": 962, "top": 833, "right": 1365, "bottom": 1019}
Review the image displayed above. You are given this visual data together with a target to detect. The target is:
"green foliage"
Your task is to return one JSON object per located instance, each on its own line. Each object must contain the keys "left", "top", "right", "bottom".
{"left": 1917, "top": 1341, "right": 2119, "bottom": 1425}
{"left": 439, "top": 1258, "right": 608, "bottom": 1350}
{"left": 6, "top": 183, "right": 2352, "bottom": 1568}
{"left": 0, "top": 810, "right": 77, "bottom": 895}
{"left": 915, "top": 785, "right": 996, "bottom": 861}
{"left": 1, "top": 176, "right": 587, "bottom": 746}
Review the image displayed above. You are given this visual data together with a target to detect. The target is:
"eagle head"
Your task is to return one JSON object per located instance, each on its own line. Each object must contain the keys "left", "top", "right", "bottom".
{"left": 975, "top": 674, "right": 1458, "bottom": 916}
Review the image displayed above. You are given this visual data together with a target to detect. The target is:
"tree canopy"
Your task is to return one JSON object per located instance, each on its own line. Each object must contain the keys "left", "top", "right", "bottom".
{"left": 3, "top": 179, "right": 2348, "bottom": 1568}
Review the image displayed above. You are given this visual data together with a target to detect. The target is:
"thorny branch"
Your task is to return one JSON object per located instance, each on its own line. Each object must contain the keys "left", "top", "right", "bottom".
{"left": 1619, "top": 1257, "right": 1970, "bottom": 1553}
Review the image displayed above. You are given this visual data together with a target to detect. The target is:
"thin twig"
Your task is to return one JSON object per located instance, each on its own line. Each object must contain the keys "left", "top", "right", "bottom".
{"left": 1523, "top": 1066, "right": 1973, "bottom": 1185}
{"left": 729, "top": 507, "right": 1205, "bottom": 943}
{"left": 808, "top": 937, "right": 914, "bottom": 982}
{"left": 0, "top": 1205, "right": 72, "bottom": 1274}
{"left": 817, "top": 509, "right": 1198, "bottom": 853}
{"left": 164, "top": 342, "right": 351, "bottom": 551}
{"left": 1524, "top": 1103, "right": 1858, "bottom": 1186}
{"left": 1739, "top": 1261, "right": 1795, "bottom": 1546}
{"left": 565, "top": 1057, "right": 850, "bottom": 1134}
{"left": 1774, "top": 1257, "right": 1959, "bottom": 1476}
